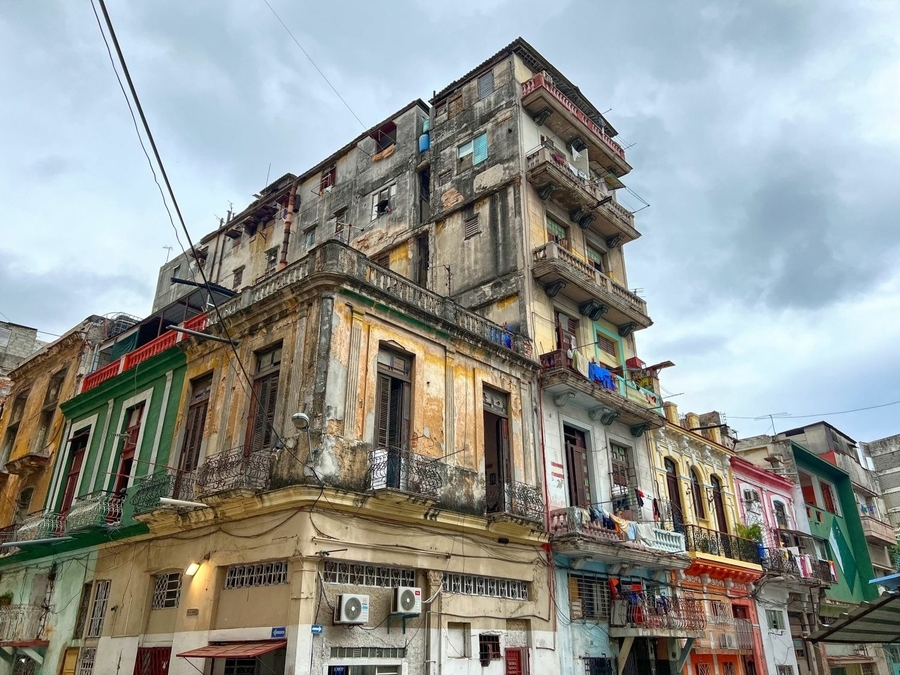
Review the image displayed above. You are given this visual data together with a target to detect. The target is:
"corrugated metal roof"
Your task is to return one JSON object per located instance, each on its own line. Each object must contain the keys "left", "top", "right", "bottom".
{"left": 810, "top": 592, "right": 900, "bottom": 644}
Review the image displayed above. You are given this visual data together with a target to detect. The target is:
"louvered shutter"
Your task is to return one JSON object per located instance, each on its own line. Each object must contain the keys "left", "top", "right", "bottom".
{"left": 472, "top": 133, "right": 488, "bottom": 165}
{"left": 376, "top": 374, "right": 391, "bottom": 449}
{"left": 568, "top": 575, "right": 583, "bottom": 619}
{"left": 566, "top": 437, "right": 589, "bottom": 507}
{"left": 179, "top": 399, "right": 207, "bottom": 472}
{"left": 249, "top": 372, "right": 278, "bottom": 453}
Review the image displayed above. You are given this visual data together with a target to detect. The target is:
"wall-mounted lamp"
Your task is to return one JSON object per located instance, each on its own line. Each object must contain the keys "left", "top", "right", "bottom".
{"left": 291, "top": 412, "right": 310, "bottom": 431}
{"left": 159, "top": 497, "right": 209, "bottom": 509}
{"left": 184, "top": 562, "right": 201, "bottom": 577}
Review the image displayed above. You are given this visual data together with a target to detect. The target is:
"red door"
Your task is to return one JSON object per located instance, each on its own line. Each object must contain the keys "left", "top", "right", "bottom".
{"left": 505, "top": 648, "right": 529, "bottom": 675}
{"left": 60, "top": 448, "right": 85, "bottom": 514}
{"left": 114, "top": 405, "right": 144, "bottom": 496}
{"left": 133, "top": 647, "right": 170, "bottom": 675}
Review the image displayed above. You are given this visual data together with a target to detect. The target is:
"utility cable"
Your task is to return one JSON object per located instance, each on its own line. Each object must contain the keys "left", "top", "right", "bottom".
{"left": 728, "top": 399, "right": 900, "bottom": 421}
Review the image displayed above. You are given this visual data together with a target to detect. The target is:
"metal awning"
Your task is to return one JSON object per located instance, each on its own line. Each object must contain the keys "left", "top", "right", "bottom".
{"left": 870, "top": 572, "right": 900, "bottom": 590}
{"left": 810, "top": 592, "right": 900, "bottom": 644}
{"left": 177, "top": 640, "right": 286, "bottom": 658}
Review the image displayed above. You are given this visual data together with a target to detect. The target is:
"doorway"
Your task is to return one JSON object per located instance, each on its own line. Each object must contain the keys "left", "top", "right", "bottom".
{"left": 664, "top": 458, "right": 684, "bottom": 532}
{"left": 484, "top": 388, "right": 510, "bottom": 515}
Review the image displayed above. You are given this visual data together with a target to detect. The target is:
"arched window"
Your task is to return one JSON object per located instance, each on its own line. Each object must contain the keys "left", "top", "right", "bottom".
{"left": 773, "top": 500, "right": 789, "bottom": 529}
{"left": 691, "top": 468, "right": 705, "bottom": 519}
{"left": 664, "top": 458, "right": 684, "bottom": 531}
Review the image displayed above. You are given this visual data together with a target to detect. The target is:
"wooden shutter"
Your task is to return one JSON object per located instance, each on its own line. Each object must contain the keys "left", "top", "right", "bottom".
{"left": 499, "top": 417, "right": 510, "bottom": 485}
{"left": 248, "top": 371, "right": 279, "bottom": 453}
{"left": 179, "top": 398, "right": 208, "bottom": 472}
{"left": 568, "top": 575, "right": 583, "bottom": 619}
{"left": 566, "top": 430, "right": 590, "bottom": 507}
{"left": 61, "top": 448, "right": 85, "bottom": 513}
{"left": 376, "top": 374, "right": 391, "bottom": 449}
{"left": 61, "top": 648, "right": 80, "bottom": 675}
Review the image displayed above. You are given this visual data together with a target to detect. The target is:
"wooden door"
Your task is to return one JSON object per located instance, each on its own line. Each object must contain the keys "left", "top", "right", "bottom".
{"left": 564, "top": 426, "right": 590, "bottom": 508}
{"left": 556, "top": 312, "right": 578, "bottom": 351}
{"left": 61, "top": 447, "right": 85, "bottom": 513}
{"left": 133, "top": 647, "right": 171, "bottom": 675}
{"left": 665, "top": 458, "right": 684, "bottom": 532}
{"left": 114, "top": 405, "right": 144, "bottom": 495}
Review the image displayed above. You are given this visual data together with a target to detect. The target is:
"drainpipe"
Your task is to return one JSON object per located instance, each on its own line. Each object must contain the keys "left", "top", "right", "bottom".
{"left": 280, "top": 181, "right": 299, "bottom": 268}
{"left": 536, "top": 375, "right": 558, "bottom": 650}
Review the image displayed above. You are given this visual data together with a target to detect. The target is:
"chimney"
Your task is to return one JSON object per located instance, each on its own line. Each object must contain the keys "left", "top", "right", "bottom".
{"left": 664, "top": 402, "right": 680, "bottom": 425}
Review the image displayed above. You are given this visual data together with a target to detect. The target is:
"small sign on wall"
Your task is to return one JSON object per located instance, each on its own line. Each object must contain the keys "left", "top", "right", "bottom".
{"left": 311, "top": 624, "right": 324, "bottom": 635}
{"left": 271, "top": 626, "right": 286, "bottom": 639}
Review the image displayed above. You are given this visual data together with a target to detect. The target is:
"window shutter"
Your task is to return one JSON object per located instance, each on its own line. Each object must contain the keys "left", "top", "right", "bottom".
{"left": 566, "top": 437, "right": 589, "bottom": 507}
{"left": 180, "top": 399, "right": 208, "bottom": 472}
{"left": 477, "top": 72, "right": 494, "bottom": 100}
{"left": 376, "top": 374, "right": 391, "bottom": 449}
{"left": 472, "top": 133, "right": 488, "bottom": 165}
{"left": 568, "top": 575, "right": 583, "bottom": 619}
{"left": 249, "top": 372, "right": 279, "bottom": 453}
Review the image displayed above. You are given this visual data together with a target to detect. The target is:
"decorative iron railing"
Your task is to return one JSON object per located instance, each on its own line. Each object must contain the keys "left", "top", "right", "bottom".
{"left": 682, "top": 524, "right": 762, "bottom": 564}
{"left": 65, "top": 491, "right": 123, "bottom": 532}
{"left": 368, "top": 448, "right": 443, "bottom": 499}
{"left": 0, "top": 604, "right": 46, "bottom": 644}
{"left": 697, "top": 618, "right": 755, "bottom": 652}
{"left": 15, "top": 511, "right": 67, "bottom": 541}
{"left": 194, "top": 447, "right": 272, "bottom": 497}
{"left": 486, "top": 481, "right": 545, "bottom": 524}
{"left": 610, "top": 595, "right": 706, "bottom": 632}
{"left": 549, "top": 506, "right": 624, "bottom": 542}
{"left": 131, "top": 468, "right": 196, "bottom": 513}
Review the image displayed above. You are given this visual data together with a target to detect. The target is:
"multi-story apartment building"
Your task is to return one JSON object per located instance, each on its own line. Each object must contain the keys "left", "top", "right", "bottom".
{"left": 648, "top": 406, "right": 767, "bottom": 675}
{"left": 860, "top": 434, "right": 900, "bottom": 555}
{"left": 0, "top": 320, "right": 45, "bottom": 378}
{"left": 731, "top": 455, "right": 833, "bottom": 675}
{"left": 735, "top": 428, "right": 891, "bottom": 675}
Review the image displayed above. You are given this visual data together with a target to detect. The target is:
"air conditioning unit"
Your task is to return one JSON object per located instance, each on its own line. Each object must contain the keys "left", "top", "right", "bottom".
{"left": 393, "top": 586, "right": 422, "bottom": 615}
{"left": 743, "top": 489, "right": 761, "bottom": 503}
{"left": 723, "top": 633, "right": 738, "bottom": 649}
{"left": 336, "top": 594, "right": 369, "bottom": 624}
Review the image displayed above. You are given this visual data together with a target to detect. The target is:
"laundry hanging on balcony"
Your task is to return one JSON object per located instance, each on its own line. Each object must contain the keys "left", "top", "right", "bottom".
{"left": 588, "top": 361, "right": 616, "bottom": 390}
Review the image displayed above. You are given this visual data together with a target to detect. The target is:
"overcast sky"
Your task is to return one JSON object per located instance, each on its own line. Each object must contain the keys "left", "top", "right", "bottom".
{"left": 2, "top": 1, "right": 899, "bottom": 442}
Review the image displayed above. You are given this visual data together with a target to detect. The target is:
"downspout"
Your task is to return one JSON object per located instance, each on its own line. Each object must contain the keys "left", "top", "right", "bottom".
{"left": 536, "top": 375, "right": 558, "bottom": 651}
{"left": 280, "top": 181, "right": 299, "bottom": 268}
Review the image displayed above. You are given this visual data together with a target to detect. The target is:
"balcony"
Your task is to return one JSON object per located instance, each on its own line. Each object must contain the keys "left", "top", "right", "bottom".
{"left": 15, "top": 511, "right": 66, "bottom": 541}
{"left": 695, "top": 618, "right": 754, "bottom": 654}
{"left": 521, "top": 73, "right": 631, "bottom": 177}
{"left": 683, "top": 524, "right": 762, "bottom": 565}
{"left": 525, "top": 146, "right": 639, "bottom": 244}
{"left": 550, "top": 506, "right": 689, "bottom": 569}
{"left": 609, "top": 595, "right": 706, "bottom": 638}
{"left": 486, "top": 481, "right": 545, "bottom": 526}
{"left": 539, "top": 349, "right": 664, "bottom": 431}
{"left": 81, "top": 313, "right": 208, "bottom": 394}
{"left": 532, "top": 242, "right": 651, "bottom": 330}
{"left": 195, "top": 447, "right": 272, "bottom": 498}
{"left": 861, "top": 515, "right": 897, "bottom": 546}
{"left": 369, "top": 448, "right": 443, "bottom": 501}
{"left": 214, "top": 241, "right": 534, "bottom": 361}
{"left": 65, "top": 491, "right": 123, "bottom": 532}
{"left": 131, "top": 468, "right": 196, "bottom": 515}
{"left": 2, "top": 449, "right": 51, "bottom": 477}
{"left": 0, "top": 604, "right": 47, "bottom": 647}
{"left": 761, "top": 547, "right": 834, "bottom": 585}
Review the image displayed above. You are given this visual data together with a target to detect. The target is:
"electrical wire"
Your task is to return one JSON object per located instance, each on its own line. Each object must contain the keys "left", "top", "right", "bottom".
{"left": 728, "top": 399, "right": 900, "bottom": 421}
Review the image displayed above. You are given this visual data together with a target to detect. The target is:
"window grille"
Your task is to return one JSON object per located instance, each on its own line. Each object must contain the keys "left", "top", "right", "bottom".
{"left": 152, "top": 573, "right": 182, "bottom": 609}
{"left": 224, "top": 659, "right": 257, "bottom": 675}
{"left": 477, "top": 72, "right": 495, "bottom": 100}
{"left": 479, "top": 635, "right": 501, "bottom": 661}
{"left": 78, "top": 648, "right": 97, "bottom": 675}
{"left": 697, "top": 665, "right": 711, "bottom": 675}
{"left": 724, "top": 663, "right": 736, "bottom": 675}
{"left": 330, "top": 647, "right": 406, "bottom": 658}
{"left": 776, "top": 667, "right": 794, "bottom": 675}
{"left": 224, "top": 561, "right": 289, "bottom": 589}
{"left": 567, "top": 573, "right": 610, "bottom": 620}
{"left": 710, "top": 600, "right": 732, "bottom": 624}
{"left": 596, "top": 334, "right": 617, "bottom": 357}
{"left": 323, "top": 561, "right": 415, "bottom": 588}
{"left": 85, "top": 581, "right": 110, "bottom": 638}
{"left": 464, "top": 215, "right": 481, "bottom": 239}
{"left": 585, "top": 658, "right": 615, "bottom": 675}
{"left": 443, "top": 572, "right": 528, "bottom": 600}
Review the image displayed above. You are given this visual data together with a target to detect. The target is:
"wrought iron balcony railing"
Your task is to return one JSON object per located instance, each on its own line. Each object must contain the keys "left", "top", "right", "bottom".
{"left": 486, "top": 481, "right": 545, "bottom": 524}
{"left": 15, "top": 511, "right": 67, "bottom": 541}
{"left": 195, "top": 447, "right": 272, "bottom": 497}
{"left": 610, "top": 595, "right": 706, "bottom": 632}
{"left": 549, "top": 506, "right": 625, "bottom": 542}
{"left": 368, "top": 448, "right": 442, "bottom": 499}
{"left": 762, "top": 546, "right": 834, "bottom": 582}
{"left": 65, "top": 491, "right": 123, "bottom": 532}
{"left": 682, "top": 524, "right": 762, "bottom": 565}
{"left": 0, "top": 604, "right": 46, "bottom": 644}
{"left": 131, "top": 468, "right": 196, "bottom": 514}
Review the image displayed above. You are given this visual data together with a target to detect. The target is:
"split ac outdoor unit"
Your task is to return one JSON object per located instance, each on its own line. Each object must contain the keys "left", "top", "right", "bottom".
{"left": 393, "top": 586, "right": 423, "bottom": 615}
{"left": 743, "top": 489, "right": 761, "bottom": 503}
{"left": 722, "top": 633, "right": 738, "bottom": 649}
{"left": 336, "top": 593, "right": 369, "bottom": 624}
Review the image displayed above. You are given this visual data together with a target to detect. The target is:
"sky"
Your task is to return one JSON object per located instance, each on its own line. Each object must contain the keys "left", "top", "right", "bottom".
{"left": 1, "top": 1, "right": 899, "bottom": 442}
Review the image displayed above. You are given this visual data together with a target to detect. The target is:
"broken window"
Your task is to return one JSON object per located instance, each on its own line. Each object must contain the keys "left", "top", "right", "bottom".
{"left": 60, "top": 428, "right": 90, "bottom": 513}
{"left": 373, "top": 251, "right": 390, "bottom": 268}
{"left": 547, "top": 217, "right": 568, "bottom": 247}
{"left": 586, "top": 245, "right": 607, "bottom": 274}
{"left": 372, "top": 121, "right": 397, "bottom": 152}
{"left": 232, "top": 267, "right": 244, "bottom": 290}
{"left": 447, "top": 92, "right": 464, "bottom": 120}
{"left": 264, "top": 247, "right": 279, "bottom": 276}
{"left": 774, "top": 500, "right": 789, "bottom": 529}
{"left": 332, "top": 208, "right": 348, "bottom": 241}
{"left": 610, "top": 442, "right": 636, "bottom": 512}
{"left": 457, "top": 132, "right": 488, "bottom": 166}
{"left": 247, "top": 344, "right": 282, "bottom": 454}
{"left": 13, "top": 487, "right": 33, "bottom": 523}
{"left": 319, "top": 164, "right": 337, "bottom": 193}
{"left": 0, "top": 391, "right": 28, "bottom": 467}
{"left": 371, "top": 184, "right": 397, "bottom": 220}
{"left": 35, "top": 370, "right": 65, "bottom": 453}
{"left": 414, "top": 235, "right": 429, "bottom": 287}
{"left": 477, "top": 71, "right": 495, "bottom": 100}
{"left": 478, "top": 635, "right": 501, "bottom": 662}
{"left": 483, "top": 388, "right": 510, "bottom": 516}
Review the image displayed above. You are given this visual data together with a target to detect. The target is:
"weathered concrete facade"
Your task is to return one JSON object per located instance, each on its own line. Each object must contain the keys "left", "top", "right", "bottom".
{"left": 0, "top": 321, "right": 44, "bottom": 377}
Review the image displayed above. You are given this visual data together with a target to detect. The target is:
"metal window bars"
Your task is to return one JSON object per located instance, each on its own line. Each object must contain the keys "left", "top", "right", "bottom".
{"left": 194, "top": 446, "right": 272, "bottom": 497}
{"left": 322, "top": 561, "right": 416, "bottom": 588}
{"left": 0, "top": 604, "right": 47, "bottom": 643}
{"left": 224, "top": 561, "right": 289, "bottom": 589}
{"left": 682, "top": 524, "right": 762, "bottom": 564}
{"left": 368, "top": 447, "right": 443, "bottom": 498}
{"left": 485, "top": 480, "right": 545, "bottom": 523}
{"left": 610, "top": 593, "right": 707, "bottom": 632}
{"left": 14, "top": 511, "right": 67, "bottom": 541}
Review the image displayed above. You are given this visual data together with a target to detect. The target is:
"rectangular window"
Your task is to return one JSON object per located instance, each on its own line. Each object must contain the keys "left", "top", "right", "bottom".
{"left": 442, "top": 573, "right": 529, "bottom": 600}
{"left": 773, "top": 500, "right": 789, "bottom": 529}
{"left": 323, "top": 561, "right": 415, "bottom": 587}
{"left": 85, "top": 580, "right": 110, "bottom": 638}
{"left": 73, "top": 582, "right": 93, "bottom": 638}
{"left": 320, "top": 164, "right": 336, "bottom": 193}
{"left": 246, "top": 344, "right": 282, "bottom": 454}
{"left": 373, "top": 252, "right": 390, "bottom": 268}
{"left": 457, "top": 132, "right": 488, "bottom": 165}
{"left": 766, "top": 609, "right": 785, "bottom": 631}
{"left": 134, "top": 647, "right": 173, "bottom": 675}
{"left": 585, "top": 658, "right": 615, "bottom": 675}
{"left": 479, "top": 635, "right": 501, "bottom": 662}
{"left": 304, "top": 226, "right": 316, "bottom": 248}
{"left": 78, "top": 648, "right": 97, "bottom": 675}
{"left": 178, "top": 375, "right": 212, "bottom": 475}
{"left": 333, "top": 208, "right": 348, "bottom": 240}
{"left": 596, "top": 334, "right": 618, "bottom": 359}
{"left": 447, "top": 92, "right": 463, "bottom": 119}
{"left": 112, "top": 403, "right": 144, "bottom": 496}
{"left": 61, "top": 428, "right": 90, "bottom": 514}
{"left": 0, "top": 392, "right": 28, "bottom": 466}
{"left": 586, "top": 245, "right": 607, "bottom": 273}
{"left": 477, "top": 71, "right": 495, "bottom": 100}
{"left": 375, "top": 348, "right": 411, "bottom": 453}
{"left": 224, "top": 560, "right": 289, "bottom": 589}
{"left": 777, "top": 667, "right": 794, "bottom": 675}
{"left": 264, "top": 247, "right": 279, "bottom": 275}
{"left": 546, "top": 217, "right": 568, "bottom": 247}
{"left": 564, "top": 426, "right": 591, "bottom": 508}
{"left": 232, "top": 266, "right": 244, "bottom": 290}
{"left": 372, "top": 121, "right": 397, "bottom": 152}
{"left": 371, "top": 185, "right": 397, "bottom": 220}
{"left": 568, "top": 573, "right": 611, "bottom": 621}
{"left": 610, "top": 443, "right": 635, "bottom": 512}
{"left": 330, "top": 647, "right": 407, "bottom": 658}
{"left": 152, "top": 573, "right": 182, "bottom": 609}
{"left": 464, "top": 214, "right": 481, "bottom": 239}
{"left": 224, "top": 660, "right": 257, "bottom": 675}
{"left": 447, "top": 622, "right": 471, "bottom": 658}
{"left": 821, "top": 482, "right": 838, "bottom": 515}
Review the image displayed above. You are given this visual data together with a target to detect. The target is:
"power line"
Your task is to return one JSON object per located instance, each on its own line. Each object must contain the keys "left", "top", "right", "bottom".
{"left": 93, "top": 0, "right": 288, "bottom": 453}
{"left": 260, "top": 0, "right": 366, "bottom": 130}
{"left": 728, "top": 399, "right": 900, "bottom": 421}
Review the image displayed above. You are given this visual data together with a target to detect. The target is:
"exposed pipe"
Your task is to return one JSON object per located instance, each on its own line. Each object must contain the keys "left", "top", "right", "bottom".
{"left": 280, "top": 181, "right": 299, "bottom": 268}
